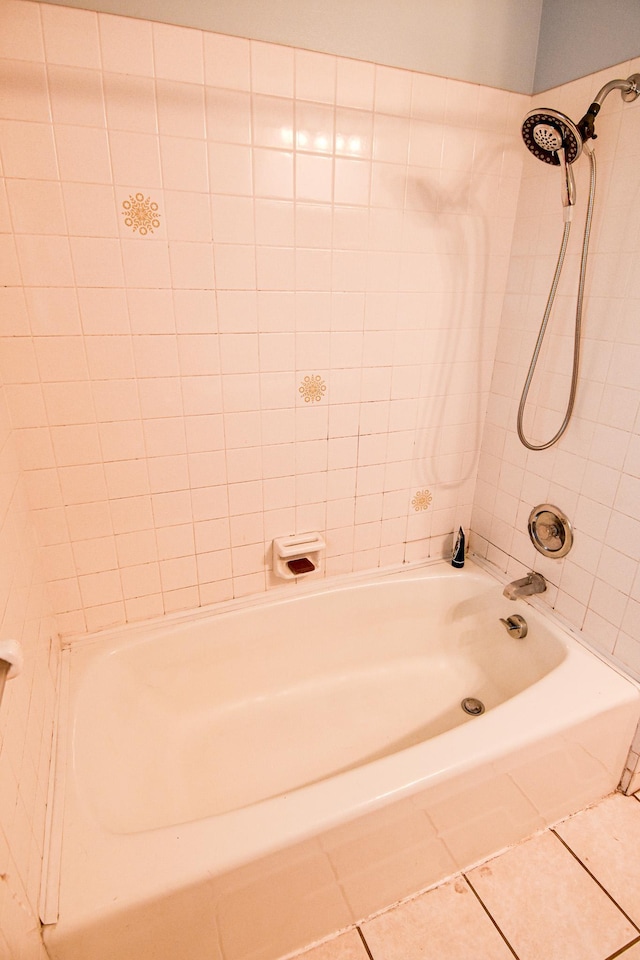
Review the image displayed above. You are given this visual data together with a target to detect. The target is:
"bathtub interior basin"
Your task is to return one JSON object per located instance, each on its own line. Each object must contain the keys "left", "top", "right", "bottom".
{"left": 73, "top": 566, "right": 565, "bottom": 833}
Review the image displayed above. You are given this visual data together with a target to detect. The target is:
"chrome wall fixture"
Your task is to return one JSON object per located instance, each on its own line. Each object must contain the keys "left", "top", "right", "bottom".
{"left": 528, "top": 503, "right": 573, "bottom": 559}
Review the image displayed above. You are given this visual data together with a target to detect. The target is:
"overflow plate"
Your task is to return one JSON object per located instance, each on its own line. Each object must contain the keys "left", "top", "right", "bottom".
{"left": 461, "top": 697, "right": 485, "bottom": 716}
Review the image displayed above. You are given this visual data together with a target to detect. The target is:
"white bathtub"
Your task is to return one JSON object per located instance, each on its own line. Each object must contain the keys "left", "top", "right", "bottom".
{"left": 43, "top": 559, "right": 640, "bottom": 960}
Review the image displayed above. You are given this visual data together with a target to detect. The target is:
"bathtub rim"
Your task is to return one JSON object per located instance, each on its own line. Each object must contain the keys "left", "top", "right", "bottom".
{"left": 41, "top": 554, "right": 640, "bottom": 934}
{"left": 59, "top": 554, "right": 459, "bottom": 650}
{"left": 58, "top": 551, "right": 640, "bottom": 690}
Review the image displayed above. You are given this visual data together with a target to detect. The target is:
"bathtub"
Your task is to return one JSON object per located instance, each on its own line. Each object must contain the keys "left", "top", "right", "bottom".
{"left": 42, "top": 558, "right": 640, "bottom": 960}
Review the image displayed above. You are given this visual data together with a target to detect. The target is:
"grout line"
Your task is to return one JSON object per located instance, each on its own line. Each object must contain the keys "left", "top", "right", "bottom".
{"left": 356, "top": 926, "right": 376, "bottom": 960}
{"left": 551, "top": 829, "right": 640, "bottom": 935}
{"left": 604, "top": 934, "right": 640, "bottom": 960}
{"left": 463, "top": 875, "right": 520, "bottom": 960}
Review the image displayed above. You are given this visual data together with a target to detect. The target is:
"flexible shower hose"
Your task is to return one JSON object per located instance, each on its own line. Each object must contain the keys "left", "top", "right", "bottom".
{"left": 517, "top": 144, "right": 597, "bottom": 450}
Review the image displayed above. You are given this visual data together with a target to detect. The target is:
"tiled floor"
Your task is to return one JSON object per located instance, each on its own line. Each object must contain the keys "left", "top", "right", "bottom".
{"left": 292, "top": 792, "right": 640, "bottom": 960}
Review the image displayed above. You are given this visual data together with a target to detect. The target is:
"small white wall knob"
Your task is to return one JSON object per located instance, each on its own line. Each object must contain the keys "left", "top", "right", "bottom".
{"left": 0, "top": 639, "right": 24, "bottom": 679}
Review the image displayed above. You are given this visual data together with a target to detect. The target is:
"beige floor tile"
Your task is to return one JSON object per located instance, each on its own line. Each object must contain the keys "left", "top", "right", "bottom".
{"left": 360, "top": 877, "right": 514, "bottom": 960}
{"left": 555, "top": 793, "right": 640, "bottom": 926}
{"left": 617, "top": 942, "right": 640, "bottom": 959}
{"left": 294, "top": 929, "right": 370, "bottom": 960}
{"left": 466, "top": 831, "right": 637, "bottom": 960}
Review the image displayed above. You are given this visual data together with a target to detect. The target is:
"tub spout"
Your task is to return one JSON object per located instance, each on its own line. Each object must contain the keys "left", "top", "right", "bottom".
{"left": 503, "top": 571, "right": 546, "bottom": 600}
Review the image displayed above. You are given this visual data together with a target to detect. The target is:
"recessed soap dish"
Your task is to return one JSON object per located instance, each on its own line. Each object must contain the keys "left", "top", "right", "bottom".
{"left": 272, "top": 533, "right": 325, "bottom": 579}
{"left": 287, "top": 557, "right": 316, "bottom": 575}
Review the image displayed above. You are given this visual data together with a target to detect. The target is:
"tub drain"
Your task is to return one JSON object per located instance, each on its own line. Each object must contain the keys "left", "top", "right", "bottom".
{"left": 461, "top": 697, "right": 485, "bottom": 716}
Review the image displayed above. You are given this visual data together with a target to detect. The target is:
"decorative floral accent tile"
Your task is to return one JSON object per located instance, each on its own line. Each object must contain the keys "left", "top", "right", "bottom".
{"left": 412, "top": 489, "right": 433, "bottom": 511}
{"left": 121, "top": 192, "right": 161, "bottom": 235}
{"left": 299, "top": 374, "right": 327, "bottom": 403}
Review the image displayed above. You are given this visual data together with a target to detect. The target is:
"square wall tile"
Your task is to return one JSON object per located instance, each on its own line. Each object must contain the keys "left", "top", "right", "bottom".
{"left": 152, "top": 21, "right": 203, "bottom": 84}
{"left": 71, "top": 238, "right": 124, "bottom": 287}
{"left": 160, "top": 137, "right": 208, "bottom": 192}
{"left": 253, "top": 148, "right": 294, "bottom": 200}
{"left": 336, "top": 58, "right": 375, "bottom": 111}
{"left": 48, "top": 64, "right": 106, "bottom": 127}
{"left": 157, "top": 80, "right": 205, "bottom": 139}
{"left": 0, "top": 119, "right": 58, "bottom": 179}
{"left": 295, "top": 49, "right": 336, "bottom": 105}
{"left": 63, "top": 183, "right": 119, "bottom": 238}
{"left": 55, "top": 126, "right": 112, "bottom": 183}
{"left": 15, "top": 235, "right": 74, "bottom": 287}
{"left": 204, "top": 32, "right": 250, "bottom": 91}
{"left": 103, "top": 74, "right": 157, "bottom": 134}
{"left": 99, "top": 12, "right": 154, "bottom": 76}
{"left": 251, "top": 40, "right": 294, "bottom": 97}
{"left": 0, "top": 0, "right": 45, "bottom": 61}
{"left": 41, "top": 4, "right": 100, "bottom": 68}
{"left": 0, "top": 60, "right": 50, "bottom": 122}
{"left": 110, "top": 131, "right": 161, "bottom": 186}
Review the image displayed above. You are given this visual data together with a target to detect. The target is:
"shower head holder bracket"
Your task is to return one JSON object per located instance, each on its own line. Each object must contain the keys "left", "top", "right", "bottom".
{"left": 616, "top": 73, "right": 640, "bottom": 103}
{"left": 578, "top": 74, "right": 640, "bottom": 142}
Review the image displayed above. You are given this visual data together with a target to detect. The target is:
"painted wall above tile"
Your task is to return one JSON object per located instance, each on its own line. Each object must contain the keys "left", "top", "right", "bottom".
{"left": 31, "top": 0, "right": 543, "bottom": 93}
{"left": 29, "top": 0, "right": 640, "bottom": 94}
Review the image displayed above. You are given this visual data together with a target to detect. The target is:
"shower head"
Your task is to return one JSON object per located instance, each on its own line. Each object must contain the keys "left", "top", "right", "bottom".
{"left": 522, "top": 108, "right": 581, "bottom": 210}
{"left": 521, "top": 75, "right": 640, "bottom": 166}
{"left": 521, "top": 109, "right": 583, "bottom": 166}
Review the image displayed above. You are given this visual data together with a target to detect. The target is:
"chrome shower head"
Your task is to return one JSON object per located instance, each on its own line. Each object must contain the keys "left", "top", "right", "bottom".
{"left": 521, "top": 108, "right": 583, "bottom": 165}
{"left": 522, "top": 76, "right": 640, "bottom": 166}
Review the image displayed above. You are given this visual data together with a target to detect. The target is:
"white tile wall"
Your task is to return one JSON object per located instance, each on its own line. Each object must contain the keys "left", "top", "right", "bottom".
{"left": 0, "top": 0, "right": 527, "bottom": 637}
{"left": 0, "top": 386, "right": 59, "bottom": 959}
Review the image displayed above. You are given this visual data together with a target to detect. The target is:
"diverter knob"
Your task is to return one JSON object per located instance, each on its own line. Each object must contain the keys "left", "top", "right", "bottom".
{"left": 528, "top": 504, "right": 573, "bottom": 558}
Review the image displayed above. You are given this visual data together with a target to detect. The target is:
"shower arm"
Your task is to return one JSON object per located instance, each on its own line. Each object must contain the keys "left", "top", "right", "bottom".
{"left": 578, "top": 73, "right": 640, "bottom": 142}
